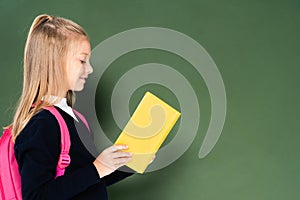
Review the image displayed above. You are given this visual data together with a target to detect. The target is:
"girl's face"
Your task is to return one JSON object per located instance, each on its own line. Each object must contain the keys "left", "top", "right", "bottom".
{"left": 66, "top": 39, "right": 93, "bottom": 91}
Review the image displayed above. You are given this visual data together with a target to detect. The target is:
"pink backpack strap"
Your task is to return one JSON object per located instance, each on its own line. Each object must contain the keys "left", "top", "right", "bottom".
{"left": 73, "top": 109, "right": 90, "bottom": 132}
{"left": 0, "top": 127, "right": 22, "bottom": 200}
{"left": 44, "top": 107, "right": 71, "bottom": 179}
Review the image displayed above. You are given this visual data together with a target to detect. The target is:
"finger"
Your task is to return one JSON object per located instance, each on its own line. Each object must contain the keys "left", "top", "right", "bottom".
{"left": 112, "top": 151, "right": 132, "bottom": 159}
{"left": 107, "top": 145, "right": 129, "bottom": 153}
{"left": 114, "top": 144, "right": 129, "bottom": 151}
{"left": 114, "top": 157, "right": 132, "bottom": 166}
{"left": 152, "top": 154, "right": 156, "bottom": 161}
{"left": 148, "top": 154, "right": 156, "bottom": 164}
{"left": 105, "top": 145, "right": 126, "bottom": 153}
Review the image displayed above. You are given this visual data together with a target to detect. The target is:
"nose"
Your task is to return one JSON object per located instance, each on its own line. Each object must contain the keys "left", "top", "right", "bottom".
{"left": 86, "top": 62, "right": 93, "bottom": 75}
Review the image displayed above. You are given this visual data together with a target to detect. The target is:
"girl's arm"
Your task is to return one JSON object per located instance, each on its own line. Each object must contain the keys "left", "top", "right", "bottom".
{"left": 103, "top": 166, "right": 135, "bottom": 186}
{"left": 14, "top": 116, "right": 102, "bottom": 200}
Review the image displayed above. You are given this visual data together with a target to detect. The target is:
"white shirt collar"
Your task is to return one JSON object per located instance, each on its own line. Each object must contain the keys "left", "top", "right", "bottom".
{"left": 54, "top": 98, "right": 79, "bottom": 122}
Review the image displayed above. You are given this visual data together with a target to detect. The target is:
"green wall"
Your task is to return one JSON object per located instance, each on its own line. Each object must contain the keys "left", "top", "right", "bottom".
{"left": 1, "top": 0, "right": 300, "bottom": 199}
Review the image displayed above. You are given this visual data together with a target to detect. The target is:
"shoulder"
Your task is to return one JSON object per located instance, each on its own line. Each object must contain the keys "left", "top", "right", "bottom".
{"left": 15, "top": 109, "right": 60, "bottom": 147}
{"left": 14, "top": 109, "right": 63, "bottom": 174}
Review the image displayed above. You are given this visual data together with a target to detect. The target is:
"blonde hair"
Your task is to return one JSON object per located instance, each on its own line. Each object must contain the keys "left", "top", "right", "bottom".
{"left": 10, "top": 14, "right": 88, "bottom": 141}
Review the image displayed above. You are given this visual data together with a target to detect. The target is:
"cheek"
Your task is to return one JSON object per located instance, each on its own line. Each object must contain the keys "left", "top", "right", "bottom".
{"left": 78, "top": 66, "right": 85, "bottom": 75}
{"left": 66, "top": 68, "right": 80, "bottom": 88}
{"left": 75, "top": 67, "right": 85, "bottom": 83}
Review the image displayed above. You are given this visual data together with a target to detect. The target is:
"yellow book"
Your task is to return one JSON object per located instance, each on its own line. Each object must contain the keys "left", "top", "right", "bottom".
{"left": 115, "top": 92, "right": 181, "bottom": 173}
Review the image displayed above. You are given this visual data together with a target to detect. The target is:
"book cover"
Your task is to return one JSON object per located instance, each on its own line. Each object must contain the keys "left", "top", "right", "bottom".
{"left": 115, "top": 91, "right": 181, "bottom": 173}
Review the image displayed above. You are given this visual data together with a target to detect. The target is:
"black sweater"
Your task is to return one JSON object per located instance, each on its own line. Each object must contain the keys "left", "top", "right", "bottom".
{"left": 14, "top": 107, "right": 133, "bottom": 200}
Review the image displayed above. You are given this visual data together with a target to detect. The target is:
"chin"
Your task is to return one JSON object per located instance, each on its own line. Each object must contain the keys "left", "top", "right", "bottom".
{"left": 74, "top": 86, "right": 84, "bottom": 91}
{"left": 74, "top": 88, "right": 84, "bottom": 92}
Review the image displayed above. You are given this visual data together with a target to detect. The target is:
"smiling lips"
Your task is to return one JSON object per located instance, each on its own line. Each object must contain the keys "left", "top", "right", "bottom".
{"left": 80, "top": 77, "right": 87, "bottom": 83}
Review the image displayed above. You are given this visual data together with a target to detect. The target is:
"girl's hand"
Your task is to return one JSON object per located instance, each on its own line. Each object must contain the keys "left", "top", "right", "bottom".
{"left": 93, "top": 145, "right": 132, "bottom": 178}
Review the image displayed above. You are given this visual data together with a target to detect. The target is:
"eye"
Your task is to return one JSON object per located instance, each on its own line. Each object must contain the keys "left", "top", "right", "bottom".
{"left": 80, "top": 60, "right": 86, "bottom": 64}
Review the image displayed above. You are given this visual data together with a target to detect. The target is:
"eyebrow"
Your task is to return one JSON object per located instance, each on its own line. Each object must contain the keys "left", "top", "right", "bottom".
{"left": 80, "top": 52, "right": 90, "bottom": 56}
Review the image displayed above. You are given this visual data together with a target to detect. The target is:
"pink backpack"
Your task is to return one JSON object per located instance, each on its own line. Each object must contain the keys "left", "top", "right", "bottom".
{"left": 0, "top": 107, "right": 89, "bottom": 200}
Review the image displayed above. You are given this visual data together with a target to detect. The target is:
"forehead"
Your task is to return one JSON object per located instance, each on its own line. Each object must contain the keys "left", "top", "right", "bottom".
{"left": 70, "top": 39, "right": 91, "bottom": 55}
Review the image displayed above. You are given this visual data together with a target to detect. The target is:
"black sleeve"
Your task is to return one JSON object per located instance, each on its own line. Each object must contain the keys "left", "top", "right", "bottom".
{"left": 14, "top": 116, "right": 103, "bottom": 200}
{"left": 103, "top": 166, "right": 135, "bottom": 186}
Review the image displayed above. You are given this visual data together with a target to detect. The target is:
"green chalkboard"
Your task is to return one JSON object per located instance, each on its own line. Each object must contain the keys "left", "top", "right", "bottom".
{"left": 1, "top": 0, "right": 300, "bottom": 199}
